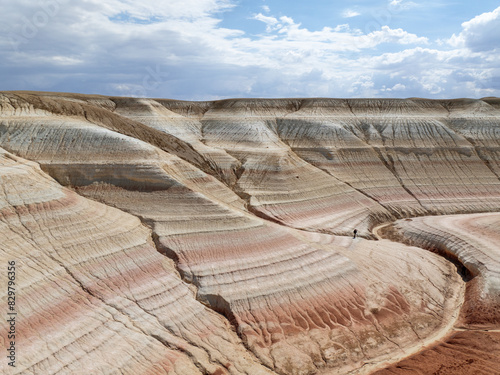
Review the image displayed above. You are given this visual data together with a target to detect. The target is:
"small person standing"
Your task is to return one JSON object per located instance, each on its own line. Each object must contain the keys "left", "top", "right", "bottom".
{"left": 353, "top": 229, "right": 357, "bottom": 239}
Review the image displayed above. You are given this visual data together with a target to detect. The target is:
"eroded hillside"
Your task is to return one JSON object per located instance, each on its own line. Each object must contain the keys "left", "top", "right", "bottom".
{"left": 1, "top": 92, "right": 499, "bottom": 374}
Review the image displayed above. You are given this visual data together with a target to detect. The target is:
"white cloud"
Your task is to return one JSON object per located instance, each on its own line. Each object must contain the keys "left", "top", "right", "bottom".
{"left": 0, "top": 1, "right": 498, "bottom": 99}
{"left": 261, "top": 5, "right": 270, "bottom": 13}
{"left": 252, "top": 15, "right": 427, "bottom": 51}
{"left": 279, "top": 16, "right": 295, "bottom": 25}
{"left": 389, "top": 0, "right": 417, "bottom": 10}
{"left": 349, "top": 75, "right": 377, "bottom": 97}
{"left": 449, "top": 6, "right": 500, "bottom": 52}
{"left": 253, "top": 13, "right": 281, "bottom": 32}
{"left": 366, "top": 26, "right": 428, "bottom": 45}
{"left": 342, "top": 9, "right": 360, "bottom": 18}
{"left": 51, "top": 56, "right": 83, "bottom": 65}
{"left": 382, "top": 83, "right": 406, "bottom": 92}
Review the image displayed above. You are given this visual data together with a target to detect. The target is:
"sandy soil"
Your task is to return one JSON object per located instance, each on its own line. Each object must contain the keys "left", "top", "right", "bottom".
{"left": 371, "top": 220, "right": 500, "bottom": 375}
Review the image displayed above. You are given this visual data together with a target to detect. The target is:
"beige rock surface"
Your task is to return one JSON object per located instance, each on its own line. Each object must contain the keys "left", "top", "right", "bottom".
{"left": 380, "top": 213, "right": 500, "bottom": 327}
{"left": 372, "top": 212, "right": 500, "bottom": 375}
{"left": 0, "top": 148, "right": 272, "bottom": 375}
{"left": 1, "top": 92, "right": 500, "bottom": 374}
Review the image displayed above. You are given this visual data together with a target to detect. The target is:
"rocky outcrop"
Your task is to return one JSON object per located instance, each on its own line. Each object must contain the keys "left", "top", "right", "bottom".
{"left": 1, "top": 92, "right": 500, "bottom": 374}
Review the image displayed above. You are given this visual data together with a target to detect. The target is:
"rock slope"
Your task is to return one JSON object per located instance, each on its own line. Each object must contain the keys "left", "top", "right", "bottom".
{"left": 380, "top": 212, "right": 500, "bottom": 327}
{"left": 0, "top": 147, "right": 272, "bottom": 375}
{"left": 373, "top": 212, "right": 500, "bottom": 375}
{"left": 1, "top": 92, "right": 500, "bottom": 374}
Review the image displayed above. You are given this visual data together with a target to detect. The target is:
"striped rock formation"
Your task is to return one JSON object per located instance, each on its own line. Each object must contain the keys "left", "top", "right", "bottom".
{"left": 1, "top": 92, "right": 500, "bottom": 374}
{"left": 79, "top": 182, "right": 464, "bottom": 374}
{"left": 0, "top": 146, "right": 463, "bottom": 375}
{"left": 373, "top": 212, "right": 500, "bottom": 375}
{"left": 0, "top": 147, "right": 273, "bottom": 375}
{"left": 159, "top": 97, "right": 500, "bottom": 224}
{"left": 379, "top": 212, "right": 500, "bottom": 327}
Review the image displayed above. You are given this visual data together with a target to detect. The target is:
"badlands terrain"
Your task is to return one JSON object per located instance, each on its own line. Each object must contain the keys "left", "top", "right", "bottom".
{"left": 1, "top": 91, "right": 499, "bottom": 375}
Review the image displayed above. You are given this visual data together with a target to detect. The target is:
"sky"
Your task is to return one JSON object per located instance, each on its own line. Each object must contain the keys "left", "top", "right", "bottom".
{"left": 1, "top": 0, "right": 500, "bottom": 100}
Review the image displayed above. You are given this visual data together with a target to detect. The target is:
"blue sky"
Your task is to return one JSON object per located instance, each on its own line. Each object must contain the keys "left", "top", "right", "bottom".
{"left": 1, "top": 0, "right": 500, "bottom": 100}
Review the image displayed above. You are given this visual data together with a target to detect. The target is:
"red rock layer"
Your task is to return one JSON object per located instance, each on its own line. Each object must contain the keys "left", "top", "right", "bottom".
{"left": 0, "top": 148, "right": 271, "bottom": 375}
{"left": 77, "top": 182, "right": 463, "bottom": 374}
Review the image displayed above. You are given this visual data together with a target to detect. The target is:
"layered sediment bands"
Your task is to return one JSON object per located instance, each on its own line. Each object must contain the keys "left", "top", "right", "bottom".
{"left": 373, "top": 212, "right": 500, "bottom": 375}
{"left": 159, "top": 97, "right": 500, "bottom": 230}
{"left": 198, "top": 101, "right": 393, "bottom": 235}
{"left": 0, "top": 148, "right": 272, "bottom": 375}
{"left": 78, "top": 182, "right": 463, "bottom": 374}
{"left": 447, "top": 116, "right": 500, "bottom": 178}
{"left": 0, "top": 93, "right": 245, "bottom": 211}
{"left": 381, "top": 213, "right": 500, "bottom": 327}
{"left": 4, "top": 93, "right": 500, "bottom": 235}
{"left": 358, "top": 118, "right": 500, "bottom": 214}
{"left": 279, "top": 99, "right": 500, "bottom": 217}
{"left": 0, "top": 92, "right": 231, "bottom": 186}
{"left": 112, "top": 97, "right": 393, "bottom": 234}
{"left": 2, "top": 92, "right": 500, "bottom": 374}
{"left": 111, "top": 98, "right": 241, "bottom": 186}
